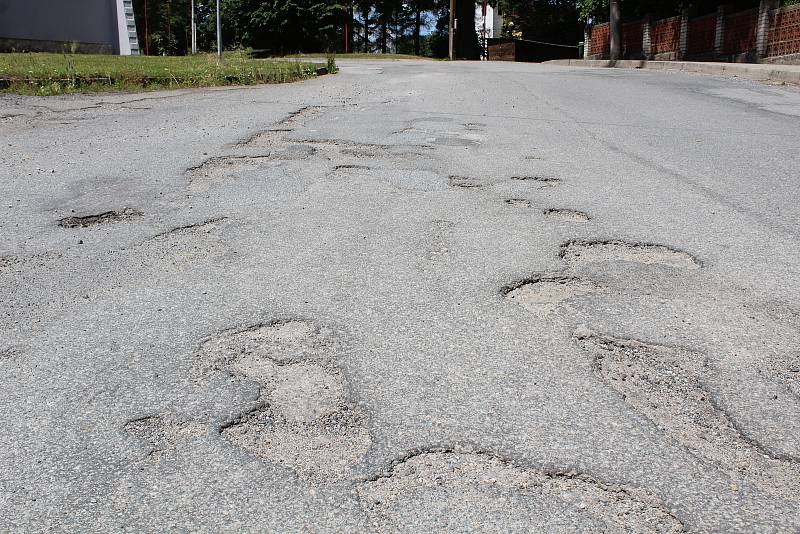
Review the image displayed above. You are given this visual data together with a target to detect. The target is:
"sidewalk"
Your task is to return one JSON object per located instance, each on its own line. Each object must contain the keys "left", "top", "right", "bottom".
{"left": 545, "top": 59, "right": 800, "bottom": 84}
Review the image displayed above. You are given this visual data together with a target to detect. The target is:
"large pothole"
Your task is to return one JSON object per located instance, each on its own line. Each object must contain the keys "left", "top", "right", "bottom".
{"left": 503, "top": 275, "right": 602, "bottom": 316}
{"left": 200, "top": 319, "right": 371, "bottom": 482}
{"left": 358, "top": 449, "right": 684, "bottom": 533}
{"left": 575, "top": 326, "right": 800, "bottom": 499}
{"left": 561, "top": 240, "right": 701, "bottom": 270}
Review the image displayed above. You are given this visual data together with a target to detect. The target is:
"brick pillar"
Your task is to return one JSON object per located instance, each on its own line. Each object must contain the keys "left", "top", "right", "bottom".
{"left": 679, "top": 9, "right": 689, "bottom": 59}
{"left": 756, "top": 0, "right": 778, "bottom": 60}
{"left": 584, "top": 25, "right": 591, "bottom": 59}
{"left": 642, "top": 15, "right": 652, "bottom": 59}
{"left": 714, "top": 5, "right": 727, "bottom": 58}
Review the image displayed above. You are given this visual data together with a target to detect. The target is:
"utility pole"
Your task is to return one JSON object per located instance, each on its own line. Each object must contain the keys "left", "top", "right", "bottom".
{"left": 216, "top": 0, "right": 222, "bottom": 60}
{"left": 449, "top": 0, "right": 455, "bottom": 60}
{"left": 191, "top": 0, "right": 197, "bottom": 54}
{"left": 143, "top": 0, "right": 149, "bottom": 55}
{"left": 609, "top": 0, "right": 621, "bottom": 60}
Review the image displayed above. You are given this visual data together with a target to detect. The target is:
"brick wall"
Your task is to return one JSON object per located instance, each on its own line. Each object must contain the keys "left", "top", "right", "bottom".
{"left": 723, "top": 8, "right": 758, "bottom": 55}
{"left": 688, "top": 13, "right": 716, "bottom": 56}
{"left": 590, "top": 23, "right": 610, "bottom": 57}
{"left": 585, "top": 4, "right": 800, "bottom": 63}
{"left": 651, "top": 16, "right": 681, "bottom": 55}
{"left": 767, "top": 3, "right": 800, "bottom": 58}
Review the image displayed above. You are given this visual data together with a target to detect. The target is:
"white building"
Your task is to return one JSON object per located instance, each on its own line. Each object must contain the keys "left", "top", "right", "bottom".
{"left": 0, "top": 0, "right": 139, "bottom": 55}
{"left": 475, "top": 2, "right": 503, "bottom": 40}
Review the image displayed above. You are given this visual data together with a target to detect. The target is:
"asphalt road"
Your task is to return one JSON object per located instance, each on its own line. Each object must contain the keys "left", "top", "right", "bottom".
{"left": 1, "top": 59, "right": 800, "bottom": 532}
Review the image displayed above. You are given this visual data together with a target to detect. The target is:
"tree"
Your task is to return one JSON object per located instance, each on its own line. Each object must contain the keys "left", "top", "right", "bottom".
{"left": 498, "top": 0, "right": 583, "bottom": 45}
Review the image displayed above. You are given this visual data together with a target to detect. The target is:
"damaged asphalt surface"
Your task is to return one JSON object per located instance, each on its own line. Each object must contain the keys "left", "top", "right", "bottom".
{"left": 1, "top": 59, "right": 800, "bottom": 531}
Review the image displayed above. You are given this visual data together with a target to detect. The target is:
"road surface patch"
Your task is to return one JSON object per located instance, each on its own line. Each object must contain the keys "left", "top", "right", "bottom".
{"left": 124, "top": 413, "right": 205, "bottom": 461}
{"left": 505, "top": 198, "right": 532, "bottom": 207}
{"left": 357, "top": 448, "right": 684, "bottom": 532}
{"left": 575, "top": 326, "right": 800, "bottom": 499}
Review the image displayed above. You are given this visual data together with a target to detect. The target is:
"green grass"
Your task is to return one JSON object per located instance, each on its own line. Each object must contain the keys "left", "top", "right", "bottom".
{"left": 0, "top": 51, "right": 323, "bottom": 95}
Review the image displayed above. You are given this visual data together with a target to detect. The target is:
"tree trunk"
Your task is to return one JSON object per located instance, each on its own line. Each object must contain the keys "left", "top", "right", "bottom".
{"left": 414, "top": 7, "right": 421, "bottom": 56}
{"left": 363, "top": 6, "right": 370, "bottom": 52}
{"left": 381, "top": 20, "right": 388, "bottom": 53}
{"left": 609, "top": 0, "right": 621, "bottom": 60}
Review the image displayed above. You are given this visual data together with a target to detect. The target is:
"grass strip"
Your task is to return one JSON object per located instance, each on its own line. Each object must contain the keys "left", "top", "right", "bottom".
{"left": 0, "top": 50, "right": 323, "bottom": 95}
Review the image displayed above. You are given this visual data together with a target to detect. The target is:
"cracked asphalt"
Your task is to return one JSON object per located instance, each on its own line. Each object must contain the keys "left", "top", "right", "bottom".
{"left": 1, "top": 59, "right": 800, "bottom": 532}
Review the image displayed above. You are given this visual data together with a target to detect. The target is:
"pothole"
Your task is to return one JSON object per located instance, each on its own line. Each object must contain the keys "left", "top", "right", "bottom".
{"left": 358, "top": 448, "right": 684, "bottom": 533}
{"left": 544, "top": 208, "right": 590, "bottom": 222}
{"left": 503, "top": 275, "right": 601, "bottom": 316}
{"left": 277, "top": 105, "right": 325, "bottom": 127}
{"left": 221, "top": 364, "right": 371, "bottom": 482}
{"left": 58, "top": 207, "right": 142, "bottom": 228}
{"left": 185, "top": 155, "right": 276, "bottom": 183}
{"left": 199, "top": 319, "right": 324, "bottom": 372}
{"left": 561, "top": 240, "right": 701, "bottom": 270}
{"left": 124, "top": 413, "right": 205, "bottom": 461}
{"left": 512, "top": 175, "right": 560, "bottom": 186}
{"left": 575, "top": 326, "right": 800, "bottom": 499}
{"left": 333, "top": 164, "right": 372, "bottom": 171}
{"left": 448, "top": 175, "right": 482, "bottom": 188}
{"left": 240, "top": 128, "right": 293, "bottom": 147}
{"left": 200, "top": 319, "right": 371, "bottom": 482}
{"left": 505, "top": 198, "right": 531, "bottom": 208}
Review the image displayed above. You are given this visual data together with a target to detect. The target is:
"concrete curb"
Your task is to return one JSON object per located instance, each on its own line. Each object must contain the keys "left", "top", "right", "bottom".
{"left": 544, "top": 59, "right": 800, "bottom": 84}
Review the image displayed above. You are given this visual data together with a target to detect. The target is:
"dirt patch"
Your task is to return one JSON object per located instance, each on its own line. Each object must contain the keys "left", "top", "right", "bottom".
{"left": 201, "top": 319, "right": 371, "bottom": 481}
{"left": 512, "top": 176, "right": 561, "bottom": 186}
{"left": 448, "top": 175, "right": 482, "bottom": 189}
{"left": 124, "top": 413, "right": 205, "bottom": 461}
{"left": 561, "top": 240, "right": 701, "bottom": 270}
{"left": 544, "top": 208, "right": 591, "bottom": 222}
{"left": 503, "top": 275, "right": 602, "bottom": 316}
{"left": 58, "top": 207, "right": 142, "bottom": 228}
{"left": 575, "top": 326, "right": 800, "bottom": 499}
{"left": 358, "top": 448, "right": 684, "bottom": 533}
{"left": 505, "top": 198, "right": 531, "bottom": 208}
